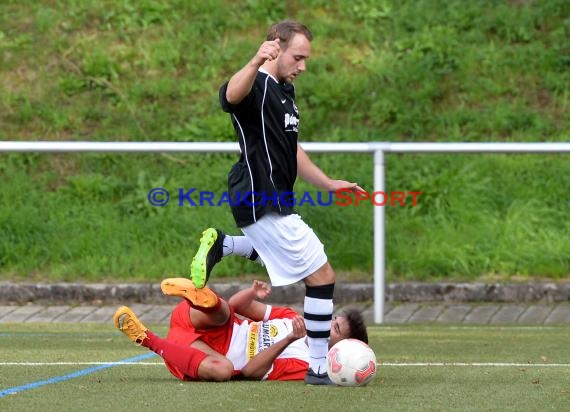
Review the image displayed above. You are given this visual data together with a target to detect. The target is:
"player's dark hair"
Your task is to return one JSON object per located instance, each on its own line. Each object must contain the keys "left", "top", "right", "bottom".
{"left": 266, "top": 20, "right": 313, "bottom": 47}
{"left": 343, "top": 308, "right": 369, "bottom": 344}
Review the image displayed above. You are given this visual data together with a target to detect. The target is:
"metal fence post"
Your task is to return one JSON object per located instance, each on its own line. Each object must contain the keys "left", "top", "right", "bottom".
{"left": 374, "top": 149, "right": 386, "bottom": 324}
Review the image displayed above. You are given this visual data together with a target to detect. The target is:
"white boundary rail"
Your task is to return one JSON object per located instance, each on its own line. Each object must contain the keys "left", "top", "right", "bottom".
{"left": 2, "top": 141, "right": 570, "bottom": 323}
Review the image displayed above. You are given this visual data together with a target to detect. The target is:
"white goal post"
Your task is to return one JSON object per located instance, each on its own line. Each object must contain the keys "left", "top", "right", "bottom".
{"left": 2, "top": 141, "right": 570, "bottom": 323}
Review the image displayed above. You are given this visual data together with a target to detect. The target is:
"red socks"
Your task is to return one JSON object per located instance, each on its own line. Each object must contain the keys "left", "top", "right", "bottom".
{"left": 143, "top": 331, "right": 208, "bottom": 380}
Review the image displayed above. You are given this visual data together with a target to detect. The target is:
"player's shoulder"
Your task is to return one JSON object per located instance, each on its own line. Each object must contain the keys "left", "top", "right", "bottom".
{"left": 256, "top": 68, "right": 281, "bottom": 87}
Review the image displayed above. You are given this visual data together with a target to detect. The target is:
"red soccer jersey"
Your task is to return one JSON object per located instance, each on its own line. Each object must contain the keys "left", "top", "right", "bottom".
{"left": 164, "top": 301, "right": 309, "bottom": 381}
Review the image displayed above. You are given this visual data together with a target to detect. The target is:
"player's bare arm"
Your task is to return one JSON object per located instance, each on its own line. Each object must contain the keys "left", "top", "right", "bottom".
{"left": 297, "top": 144, "right": 364, "bottom": 192}
{"left": 226, "top": 40, "right": 281, "bottom": 104}
{"left": 239, "top": 315, "right": 307, "bottom": 379}
{"left": 227, "top": 280, "right": 271, "bottom": 321}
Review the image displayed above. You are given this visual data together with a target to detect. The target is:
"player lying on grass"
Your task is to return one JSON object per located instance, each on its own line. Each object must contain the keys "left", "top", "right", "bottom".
{"left": 114, "top": 278, "right": 368, "bottom": 381}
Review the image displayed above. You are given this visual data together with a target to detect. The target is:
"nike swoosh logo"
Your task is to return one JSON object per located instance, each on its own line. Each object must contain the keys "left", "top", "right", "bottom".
{"left": 281, "top": 99, "right": 286, "bottom": 104}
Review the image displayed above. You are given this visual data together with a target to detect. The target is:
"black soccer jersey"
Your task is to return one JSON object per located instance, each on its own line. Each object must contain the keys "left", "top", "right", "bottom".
{"left": 220, "top": 69, "right": 300, "bottom": 227}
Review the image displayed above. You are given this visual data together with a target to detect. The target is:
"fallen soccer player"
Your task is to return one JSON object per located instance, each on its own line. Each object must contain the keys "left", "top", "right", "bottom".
{"left": 114, "top": 278, "right": 368, "bottom": 382}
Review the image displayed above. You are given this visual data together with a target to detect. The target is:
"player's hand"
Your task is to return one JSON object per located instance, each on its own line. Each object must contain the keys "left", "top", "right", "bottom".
{"left": 251, "top": 280, "right": 271, "bottom": 300}
{"left": 288, "top": 315, "right": 307, "bottom": 340}
{"left": 328, "top": 179, "right": 365, "bottom": 193}
{"left": 252, "top": 39, "right": 280, "bottom": 66}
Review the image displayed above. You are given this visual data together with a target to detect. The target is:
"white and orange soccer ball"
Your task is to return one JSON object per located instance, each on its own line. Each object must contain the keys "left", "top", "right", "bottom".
{"left": 326, "top": 338, "right": 378, "bottom": 386}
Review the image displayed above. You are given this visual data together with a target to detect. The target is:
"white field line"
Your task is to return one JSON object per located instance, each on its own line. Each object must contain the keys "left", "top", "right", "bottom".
{"left": 1, "top": 362, "right": 569, "bottom": 367}
{"left": 373, "top": 326, "right": 568, "bottom": 331}
{"left": 0, "top": 362, "right": 164, "bottom": 366}
{"left": 381, "top": 362, "right": 570, "bottom": 367}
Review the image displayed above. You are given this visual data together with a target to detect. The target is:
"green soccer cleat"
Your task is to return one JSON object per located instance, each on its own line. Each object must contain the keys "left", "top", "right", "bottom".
{"left": 189, "top": 228, "right": 225, "bottom": 288}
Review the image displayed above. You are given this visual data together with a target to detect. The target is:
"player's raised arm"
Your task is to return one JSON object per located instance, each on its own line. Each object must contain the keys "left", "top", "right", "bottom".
{"left": 225, "top": 39, "right": 281, "bottom": 104}
{"left": 228, "top": 280, "right": 271, "bottom": 321}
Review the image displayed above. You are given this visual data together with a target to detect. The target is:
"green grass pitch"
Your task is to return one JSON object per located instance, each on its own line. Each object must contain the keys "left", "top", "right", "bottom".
{"left": 1, "top": 323, "right": 568, "bottom": 411}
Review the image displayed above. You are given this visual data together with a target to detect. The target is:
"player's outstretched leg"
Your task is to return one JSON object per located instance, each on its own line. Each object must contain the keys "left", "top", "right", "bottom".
{"left": 114, "top": 306, "right": 148, "bottom": 345}
{"left": 189, "top": 228, "right": 265, "bottom": 289}
{"left": 114, "top": 304, "right": 231, "bottom": 381}
{"left": 189, "top": 228, "right": 225, "bottom": 288}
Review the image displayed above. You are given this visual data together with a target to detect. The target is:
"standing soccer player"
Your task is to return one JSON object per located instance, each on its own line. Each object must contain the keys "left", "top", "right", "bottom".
{"left": 192, "top": 20, "right": 363, "bottom": 385}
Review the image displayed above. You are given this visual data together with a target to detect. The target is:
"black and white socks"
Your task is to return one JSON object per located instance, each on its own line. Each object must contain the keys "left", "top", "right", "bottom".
{"left": 304, "top": 283, "right": 335, "bottom": 374}
{"left": 222, "top": 235, "right": 264, "bottom": 265}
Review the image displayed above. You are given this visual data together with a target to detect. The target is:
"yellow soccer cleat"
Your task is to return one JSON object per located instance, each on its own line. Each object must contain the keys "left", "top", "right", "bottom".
{"left": 113, "top": 306, "right": 148, "bottom": 345}
{"left": 161, "top": 277, "right": 219, "bottom": 308}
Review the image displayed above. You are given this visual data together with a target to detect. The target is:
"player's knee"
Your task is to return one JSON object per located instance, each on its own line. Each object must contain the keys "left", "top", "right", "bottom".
{"left": 201, "top": 357, "right": 234, "bottom": 381}
{"left": 324, "top": 264, "right": 335, "bottom": 283}
{"left": 212, "top": 359, "right": 234, "bottom": 381}
{"left": 305, "top": 262, "right": 335, "bottom": 286}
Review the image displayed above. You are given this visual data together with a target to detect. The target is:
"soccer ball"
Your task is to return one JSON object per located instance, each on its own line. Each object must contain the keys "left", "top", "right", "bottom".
{"left": 326, "top": 339, "right": 377, "bottom": 386}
